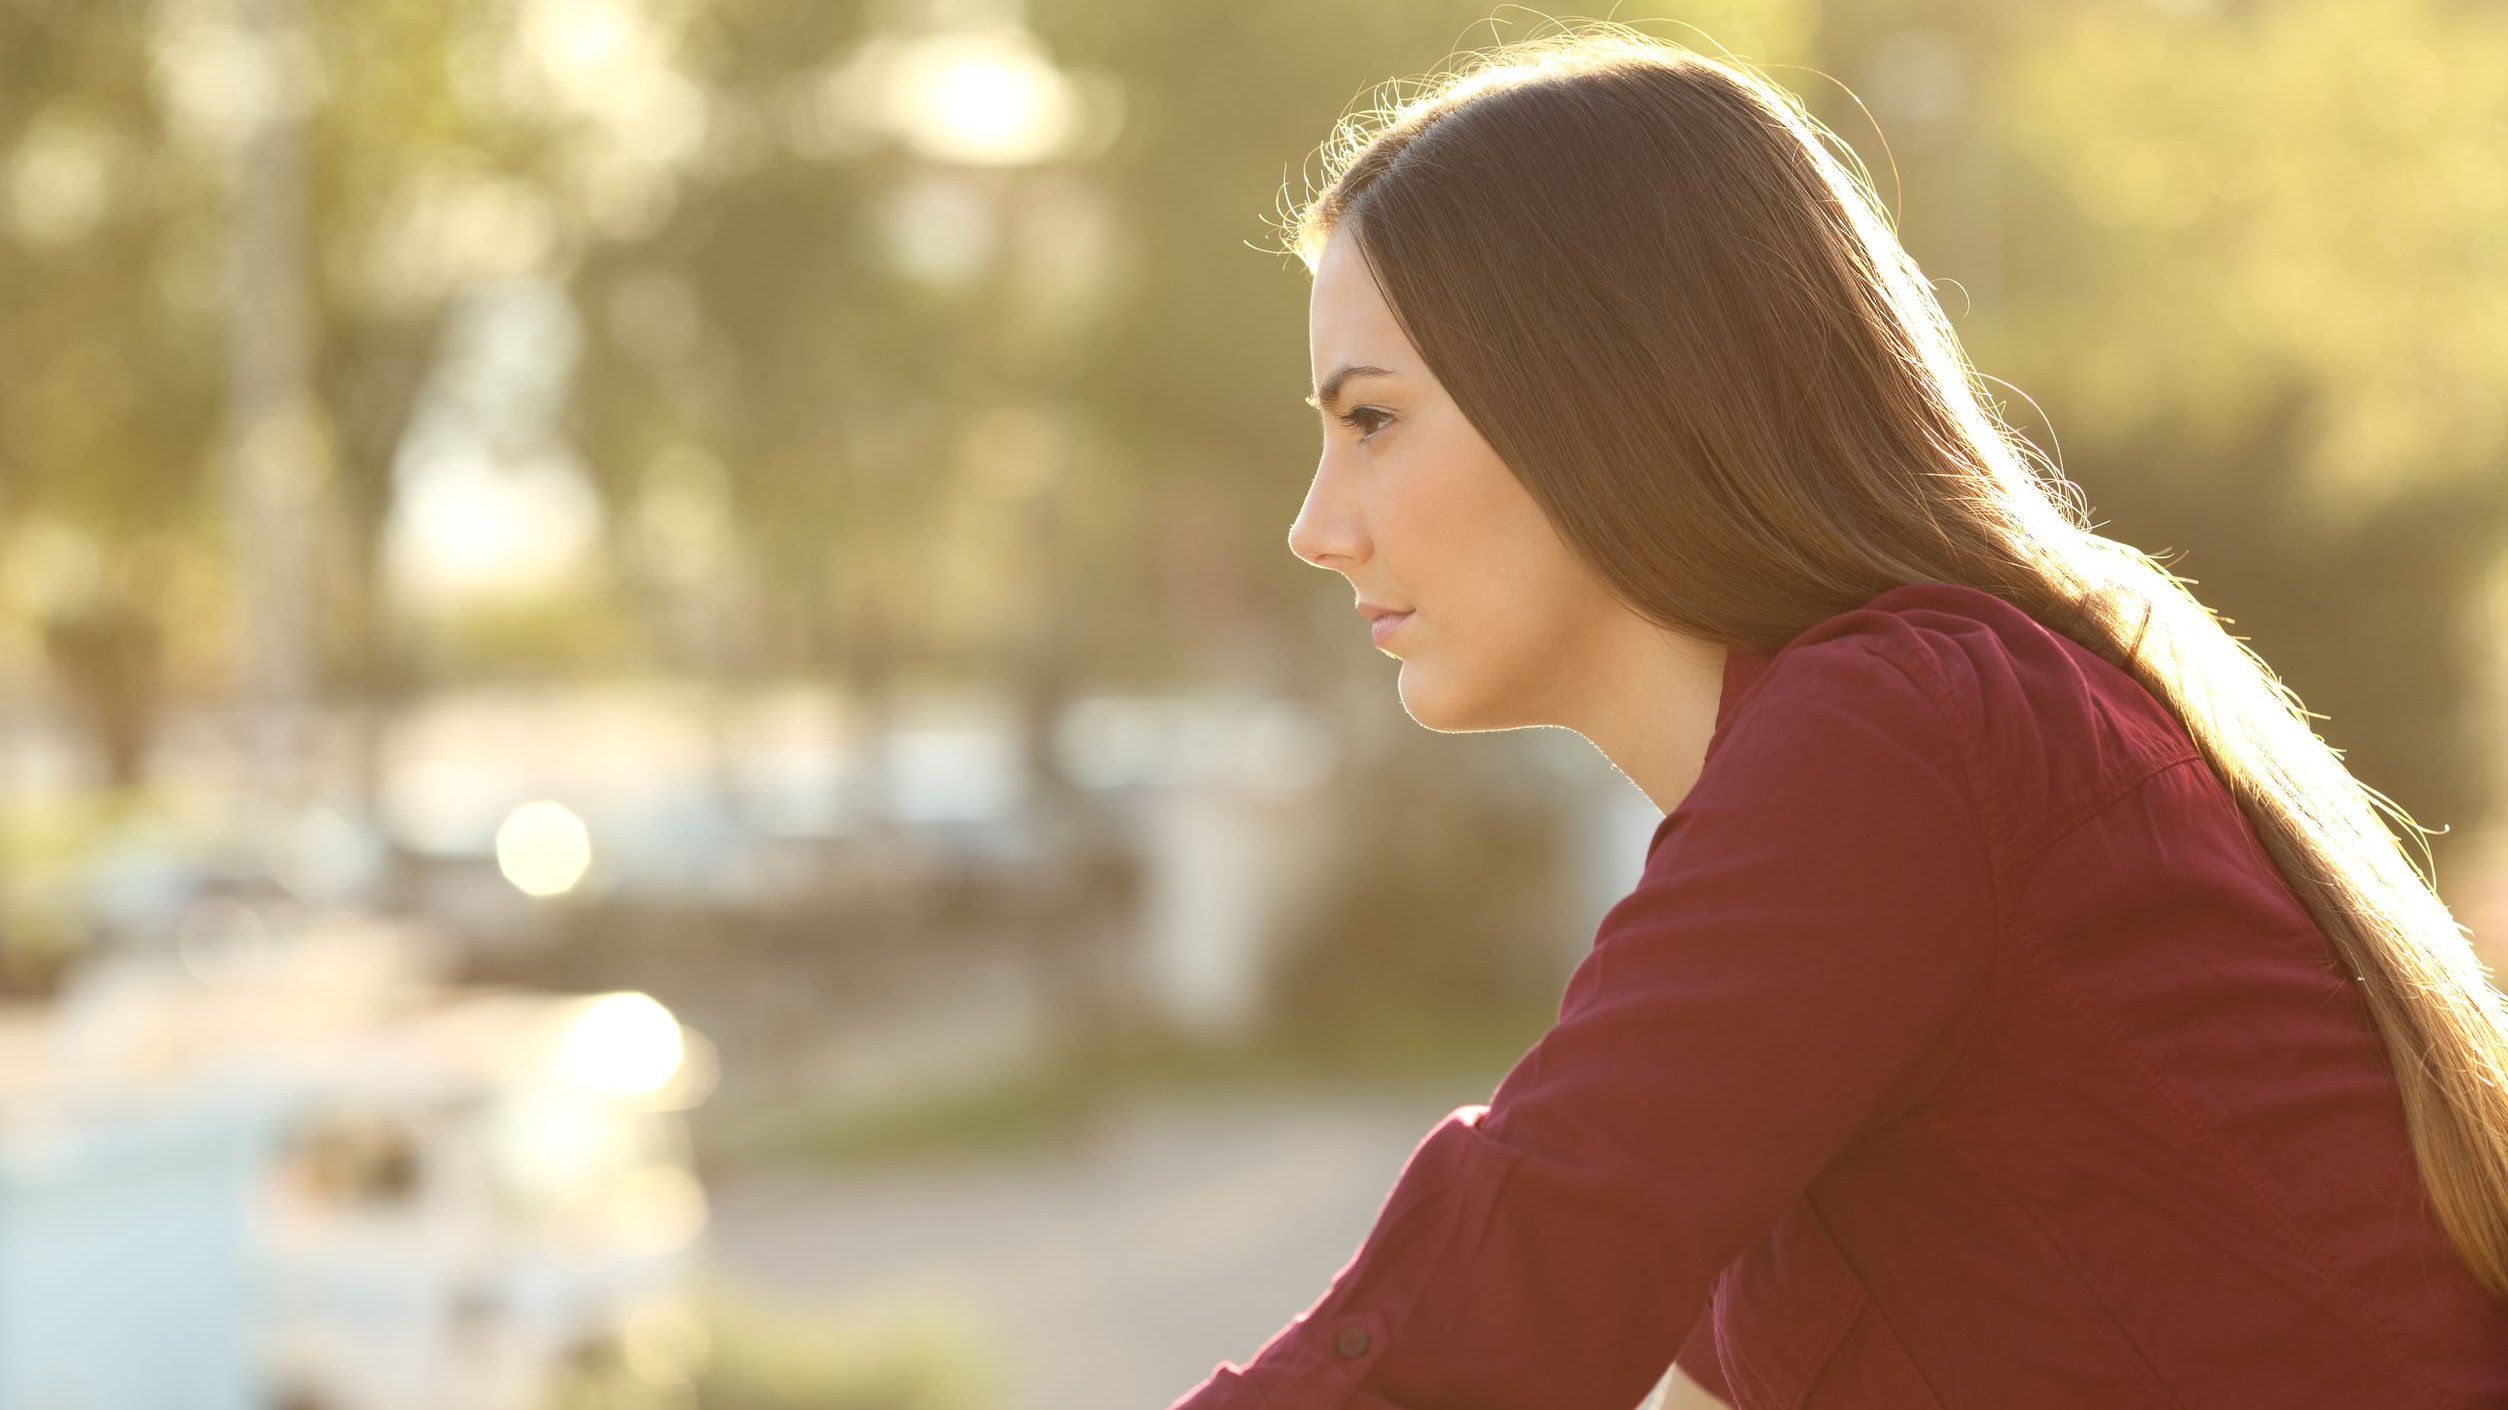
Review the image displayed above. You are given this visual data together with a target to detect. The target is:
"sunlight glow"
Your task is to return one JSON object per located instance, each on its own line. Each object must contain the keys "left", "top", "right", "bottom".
{"left": 558, "top": 991, "right": 686, "bottom": 1096}
{"left": 887, "top": 31, "right": 1077, "bottom": 167}
{"left": 496, "top": 799, "right": 593, "bottom": 897}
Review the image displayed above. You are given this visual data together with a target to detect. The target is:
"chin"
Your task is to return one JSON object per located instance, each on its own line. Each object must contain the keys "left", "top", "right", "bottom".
{"left": 1395, "top": 662, "right": 1507, "bottom": 734}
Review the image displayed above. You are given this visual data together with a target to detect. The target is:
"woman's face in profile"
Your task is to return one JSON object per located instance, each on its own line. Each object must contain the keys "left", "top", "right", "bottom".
{"left": 1292, "top": 224, "right": 1628, "bottom": 733}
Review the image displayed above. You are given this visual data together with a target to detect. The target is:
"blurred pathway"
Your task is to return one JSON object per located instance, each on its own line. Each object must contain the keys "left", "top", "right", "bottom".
{"left": 701, "top": 1087, "right": 1470, "bottom": 1410}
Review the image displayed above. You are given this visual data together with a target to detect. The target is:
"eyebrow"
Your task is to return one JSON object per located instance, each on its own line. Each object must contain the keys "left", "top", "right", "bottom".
{"left": 1304, "top": 364, "right": 1399, "bottom": 415}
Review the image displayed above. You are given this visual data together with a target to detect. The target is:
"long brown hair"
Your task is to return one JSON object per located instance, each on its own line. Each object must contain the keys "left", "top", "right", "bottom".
{"left": 1281, "top": 24, "right": 2508, "bottom": 1297}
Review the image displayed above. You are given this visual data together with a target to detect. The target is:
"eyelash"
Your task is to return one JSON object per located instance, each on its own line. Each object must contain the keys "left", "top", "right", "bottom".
{"left": 1337, "top": 406, "right": 1391, "bottom": 441}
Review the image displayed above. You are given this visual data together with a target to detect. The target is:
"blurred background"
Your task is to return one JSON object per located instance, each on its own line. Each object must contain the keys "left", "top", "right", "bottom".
{"left": 1, "top": 0, "right": 2505, "bottom": 1405}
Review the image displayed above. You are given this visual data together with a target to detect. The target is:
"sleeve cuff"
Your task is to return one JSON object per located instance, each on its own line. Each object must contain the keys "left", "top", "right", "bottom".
{"left": 1167, "top": 1305, "right": 1394, "bottom": 1410}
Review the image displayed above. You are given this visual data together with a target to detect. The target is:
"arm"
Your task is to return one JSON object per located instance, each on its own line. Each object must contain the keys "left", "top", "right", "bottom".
{"left": 1666, "top": 1301, "right": 1732, "bottom": 1407}
{"left": 1167, "top": 633, "right": 1999, "bottom": 1410}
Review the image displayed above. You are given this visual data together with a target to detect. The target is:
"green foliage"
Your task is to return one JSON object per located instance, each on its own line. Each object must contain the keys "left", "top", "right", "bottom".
{"left": 1984, "top": 0, "right": 2508, "bottom": 515}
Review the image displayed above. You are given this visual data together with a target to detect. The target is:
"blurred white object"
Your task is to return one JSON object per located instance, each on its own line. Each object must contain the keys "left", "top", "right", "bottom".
{"left": 1119, "top": 695, "right": 1339, "bottom": 1040}
{"left": 0, "top": 913, "right": 715, "bottom": 1410}
{"left": 0, "top": 1076, "right": 271, "bottom": 1410}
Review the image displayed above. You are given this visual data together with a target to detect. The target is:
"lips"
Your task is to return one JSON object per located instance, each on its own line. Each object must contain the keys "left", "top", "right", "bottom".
{"left": 1368, "top": 609, "right": 1413, "bottom": 646}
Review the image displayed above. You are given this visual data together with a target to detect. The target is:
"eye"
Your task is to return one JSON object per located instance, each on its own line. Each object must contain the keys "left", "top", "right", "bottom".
{"left": 1337, "top": 406, "right": 1392, "bottom": 442}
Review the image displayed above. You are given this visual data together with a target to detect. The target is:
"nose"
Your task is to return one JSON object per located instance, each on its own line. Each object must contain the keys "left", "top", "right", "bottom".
{"left": 1286, "top": 452, "right": 1365, "bottom": 571}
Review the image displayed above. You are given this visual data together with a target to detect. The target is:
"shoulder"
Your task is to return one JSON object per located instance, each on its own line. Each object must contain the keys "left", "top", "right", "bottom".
{"left": 1637, "top": 592, "right": 2007, "bottom": 980}
{"left": 1752, "top": 582, "right": 2069, "bottom": 730}
{"left": 1729, "top": 581, "right": 2201, "bottom": 859}
{"left": 1671, "top": 591, "right": 2001, "bottom": 866}
{"left": 1709, "top": 583, "right": 2002, "bottom": 783}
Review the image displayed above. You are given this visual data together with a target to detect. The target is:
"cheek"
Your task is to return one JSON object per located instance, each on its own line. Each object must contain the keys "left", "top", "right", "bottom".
{"left": 1383, "top": 449, "right": 1579, "bottom": 649}
{"left": 1380, "top": 442, "right": 1525, "bottom": 585}
{"left": 1404, "top": 459, "right": 1554, "bottom": 602}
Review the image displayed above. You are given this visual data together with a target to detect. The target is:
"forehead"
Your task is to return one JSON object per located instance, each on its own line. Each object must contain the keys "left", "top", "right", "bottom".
{"left": 1308, "top": 227, "right": 1412, "bottom": 366}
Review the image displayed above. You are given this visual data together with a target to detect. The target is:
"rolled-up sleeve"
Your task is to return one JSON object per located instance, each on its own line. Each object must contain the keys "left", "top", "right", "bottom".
{"left": 1166, "top": 633, "right": 2001, "bottom": 1410}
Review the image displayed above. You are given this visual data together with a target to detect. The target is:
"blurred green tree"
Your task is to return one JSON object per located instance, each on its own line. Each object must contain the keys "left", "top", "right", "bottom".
{"left": 1965, "top": 0, "right": 2508, "bottom": 883}
{"left": 4, "top": 0, "right": 2502, "bottom": 973}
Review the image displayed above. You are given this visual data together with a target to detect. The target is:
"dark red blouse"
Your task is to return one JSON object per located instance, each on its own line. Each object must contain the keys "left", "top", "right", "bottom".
{"left": 1163, "top": 581, "right": 2508, "bottom": 1410}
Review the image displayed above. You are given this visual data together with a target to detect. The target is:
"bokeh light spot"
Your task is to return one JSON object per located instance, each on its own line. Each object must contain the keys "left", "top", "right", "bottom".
{"left": 496, "top": 798, "right": 593, "bottom": 897}
{"left": 559, "top": 991, "right": 686, "bottom": 1096}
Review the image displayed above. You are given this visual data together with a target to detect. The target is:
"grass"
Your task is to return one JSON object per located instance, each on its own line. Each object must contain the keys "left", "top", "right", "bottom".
{"left": 705, "top": 998, "right": 1558, "bottom": 1174}
{"left": 545, "top": 1278, "right": 996, "bottom": 1410}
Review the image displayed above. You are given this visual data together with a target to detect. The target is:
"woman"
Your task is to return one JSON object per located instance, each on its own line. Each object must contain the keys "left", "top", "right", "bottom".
{"left": 1163, "top": 25, "right": 2508, "bottom": 1410}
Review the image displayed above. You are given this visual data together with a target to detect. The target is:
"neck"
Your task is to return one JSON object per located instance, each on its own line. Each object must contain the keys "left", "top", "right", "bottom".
{"left": 1567, "top": 620, "right": 1730, "bottom": 815}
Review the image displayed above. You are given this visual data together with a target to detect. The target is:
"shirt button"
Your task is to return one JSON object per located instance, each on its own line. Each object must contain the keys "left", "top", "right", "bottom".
{"left": 1335, "top": 1327, "right": 1371, "bottom": 1357}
